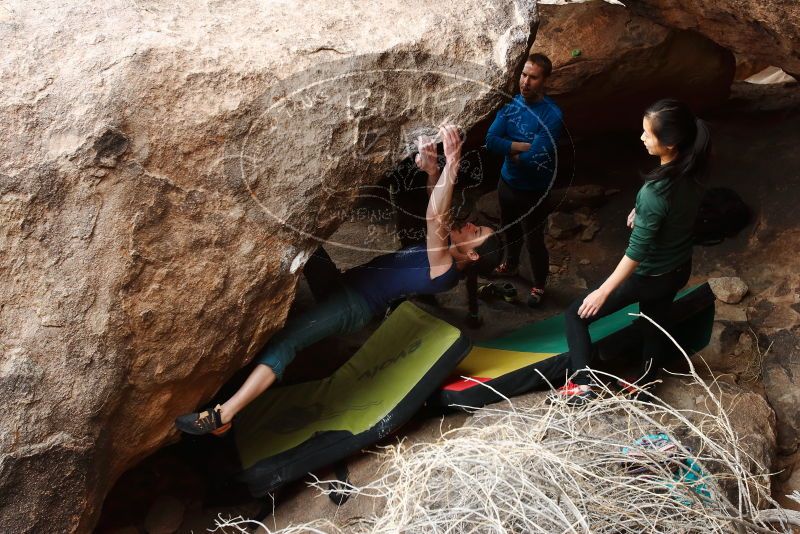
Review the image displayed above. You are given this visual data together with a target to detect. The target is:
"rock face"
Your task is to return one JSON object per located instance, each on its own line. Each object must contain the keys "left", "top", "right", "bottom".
{"left": 534, "top": 0, "right": 736, "bottom": 134}
{"left": 629, "top": 0, "right": 800, "bottom": 79}
{"left": 547, "top": 212, "right": 580, "bottom": 239}
{"left": 657, "top": 376, "right": 777, "bottom": 501}
{"left": 0, "top": 1, "right": 537, "bottom": 531}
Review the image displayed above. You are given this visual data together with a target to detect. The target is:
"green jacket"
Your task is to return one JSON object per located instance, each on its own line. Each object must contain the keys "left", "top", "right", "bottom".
{"left": 625, "top": 177, "right": 703, "bottom": 275}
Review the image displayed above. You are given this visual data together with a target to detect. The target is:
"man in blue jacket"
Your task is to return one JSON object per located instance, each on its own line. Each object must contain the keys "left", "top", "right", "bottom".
{"left": 486, "top": 53, "right": 563, "bottom": 307}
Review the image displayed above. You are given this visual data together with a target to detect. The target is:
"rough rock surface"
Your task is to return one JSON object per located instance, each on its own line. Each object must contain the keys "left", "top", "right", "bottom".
{"left": 762, "top": 326, "right": 800, "bottom": 454}
{"left": 547, "top": 211, "right": 580, "bottom": 239}
{"left": 0, "top": 1, "right": 538, "bottom": 531}
{"left": 629, "top": 0, "right": 800, "bottom": 78}
{"left": 550, "top": 184, "right": 607, "bottom": 210}
{"left": 709, "top": 276, "right": 749, "bottom": 304}
{"left": 735, "top": 55, "right": 771, "bottom": 82}
{"left": 580, "top": 222, "right": 601, "bottom": 241}
{"left": 533, "top": 1, "right": 735, "bottom": 134}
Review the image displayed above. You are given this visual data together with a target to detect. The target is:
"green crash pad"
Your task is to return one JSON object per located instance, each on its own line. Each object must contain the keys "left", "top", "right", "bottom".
{"left": 235, "top": 301, "right": 471, "bottom": 496}
{"left": 433, "top": 283, "right": 716, "bottom": 408}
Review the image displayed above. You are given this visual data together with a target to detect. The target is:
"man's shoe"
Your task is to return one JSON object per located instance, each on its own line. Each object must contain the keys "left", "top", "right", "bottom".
{"left": 496, "top": 282, "right": 518, "bottom": 302}
{"left": 175, "top": 404, "right": 231, "bottom": 436}
{"left": 527, "top": 287, "right": 545, "bottom": 308}
{"left": 493, "top": 262, "right": 519, "bottom": 278}
{"left": 477, "top": 282, "right": 518, "bottom": 303}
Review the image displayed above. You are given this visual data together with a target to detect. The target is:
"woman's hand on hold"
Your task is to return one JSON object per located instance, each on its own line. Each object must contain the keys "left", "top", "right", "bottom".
{"left": 578, "top": 288, "right": 608, "bottom": 319}
{"left": 627, "top": 208, "right": 636, "bottom": 229}
{"left": 415, "top": 135, "right": 439, "bottom": 176}
{"left": 440, "top": 124, "right": 463, "bottom": 165}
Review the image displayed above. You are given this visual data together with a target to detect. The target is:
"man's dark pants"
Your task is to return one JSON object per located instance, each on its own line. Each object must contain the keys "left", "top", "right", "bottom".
{"left": 497, "top": 178, "right": 551, "bottom": 288}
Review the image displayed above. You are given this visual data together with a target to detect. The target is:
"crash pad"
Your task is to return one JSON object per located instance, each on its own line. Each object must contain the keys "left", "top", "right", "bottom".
{"left": 235, "top": 301, "right": 471, "bottom": 496}
{"left": 431, "top": 283, "right": 715, "bottom": 409}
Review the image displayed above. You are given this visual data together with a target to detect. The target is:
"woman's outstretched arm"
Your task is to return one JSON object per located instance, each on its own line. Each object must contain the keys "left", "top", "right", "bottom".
{"left": 425, "top": 125, "right": 462, "bottom": 277}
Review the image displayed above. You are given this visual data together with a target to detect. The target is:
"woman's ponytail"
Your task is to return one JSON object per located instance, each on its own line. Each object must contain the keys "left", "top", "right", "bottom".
{"left": 643, "top": 99, "right": 712, "bottom": 190}
{"left": 688, "top": 117, "right": 711, "bottom": 178}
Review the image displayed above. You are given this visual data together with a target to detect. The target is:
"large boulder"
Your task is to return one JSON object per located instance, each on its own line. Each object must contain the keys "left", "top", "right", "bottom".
{"left": 629, "top": 0, "right": 800, "bottom": 79}
{"left": 533, "top": 0, "right": 735, "bottom": 135}
{"left": 0, "top": 1, "right": 537, "bottom": 531}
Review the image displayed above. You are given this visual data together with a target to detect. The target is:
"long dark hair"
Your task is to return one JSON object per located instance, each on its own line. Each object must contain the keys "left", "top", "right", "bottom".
{"left": 643, "top": 99, "right": 711, "bottom": 194}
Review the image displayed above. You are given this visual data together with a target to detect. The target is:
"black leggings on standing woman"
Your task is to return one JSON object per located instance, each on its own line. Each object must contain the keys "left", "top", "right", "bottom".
{"left": 497, "top": 178, "right": 551, "bottom": 288}
{"left": 566, "top": 260, "right": 691, "bottom": 386}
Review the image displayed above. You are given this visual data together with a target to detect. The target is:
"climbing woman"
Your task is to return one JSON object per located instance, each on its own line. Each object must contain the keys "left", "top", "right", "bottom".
{"left": 175, "top": 125, "right": 501, "bottom": 435}
{"left": 553, "top": 99, "right": 711, "bottom": 406}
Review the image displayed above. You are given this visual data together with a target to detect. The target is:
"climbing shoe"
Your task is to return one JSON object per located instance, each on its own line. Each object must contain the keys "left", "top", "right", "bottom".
{"left": 493, "top": 262, "right": 519, "bottom": 278}
{"left": 527, "top": 287, "right": 545, "bottom": 308}
{"left": 494, "top": 282, "right": 518, "bottom": 302}
{"left": 547, "top": 380, "right": 582, "bottom": 403}
{"left": 548, "top": 381, "right": 598, "bottom": 407}
{"left": 175, "top": 404, "right": 231, "bottom": 436}
{"left": 477, "top": 282, "right": 518, "bottom": 303}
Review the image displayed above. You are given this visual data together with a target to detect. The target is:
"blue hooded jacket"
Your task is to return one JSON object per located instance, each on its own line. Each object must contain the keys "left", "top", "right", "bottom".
{"left": 485, "top": 94, "right": 563, "bottom": 191}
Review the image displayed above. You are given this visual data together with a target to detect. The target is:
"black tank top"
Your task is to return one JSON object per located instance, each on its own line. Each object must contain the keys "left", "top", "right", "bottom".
{"left": 341, "top": 244, "right": 460, "bottom": 315}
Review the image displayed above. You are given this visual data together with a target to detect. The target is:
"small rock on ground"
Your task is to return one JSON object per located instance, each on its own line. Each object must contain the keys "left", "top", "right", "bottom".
{"left": 709, "top": 276, "right": 749, "bottom": 304}
{"left": 580, "top": 223, "right": 601, "bottom": 241}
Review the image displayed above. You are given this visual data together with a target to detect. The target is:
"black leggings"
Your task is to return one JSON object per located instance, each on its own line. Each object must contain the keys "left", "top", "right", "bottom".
{"left": 566, "top": 261, "right": 692, "bottom": 386}
{"left": 497, "top": 179, "right": 551, "bottom": 288}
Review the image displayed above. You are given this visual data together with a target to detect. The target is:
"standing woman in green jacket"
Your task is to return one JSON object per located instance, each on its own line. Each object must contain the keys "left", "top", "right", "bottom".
{"left": 555, "top": 99, "right": 710, "bottom": 405}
